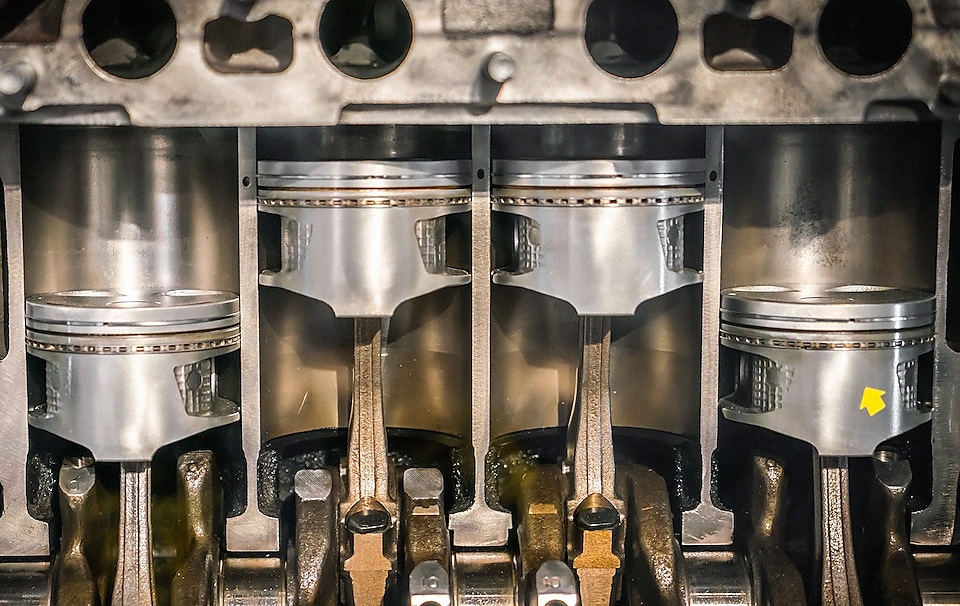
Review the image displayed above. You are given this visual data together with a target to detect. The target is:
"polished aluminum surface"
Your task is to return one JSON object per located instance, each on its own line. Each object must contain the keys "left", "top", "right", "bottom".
{"left": 721, "top": 286, "right": 936, "bottom": 333}
{"left": 259, "top": 204, "right": 470, "bottom": 317}
{"left": 26, "top": 289, "right": 240, "bottom": 335}
{"left": 492, "top": 158, "right": 706, "bottom": 189}
{"left": 258, "top": 158, "right": 470, "bottom": 317}
{"left": 27, "top": 290, "right": 241, "bottom": 461}
{"left": 492, "top": 201, "right": 704, "bottom": 316}
{"left": 721, "top": 285, "right": 935, "bottom": 456}
{"left": 258, "top": 160, "right": 471, "bottom": 194}
{"left": 492, "top": 154, "right": 704, "bottom": 316}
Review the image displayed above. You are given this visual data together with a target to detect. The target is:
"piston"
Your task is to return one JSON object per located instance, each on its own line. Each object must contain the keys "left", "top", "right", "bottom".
{"left": 492, "top": 158, "right": 706, "bottom": 316}
{"left": 720, "top": 285, "right": 935, "bottom": 456}
{"left": 26, "top": 289, "right": 241, "bottom": 462}
{"left": 257, "top": 159, "right": 471, "bottom": 317}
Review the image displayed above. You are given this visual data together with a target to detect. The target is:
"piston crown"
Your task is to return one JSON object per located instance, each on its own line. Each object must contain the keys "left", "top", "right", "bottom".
{"left": 720, "top": 285, "right": 935, "bottom": 333}
{"left": 257, "top": 159, "right": 472, "bottom": 206}
{"left": 25, "top": 289, "right": 240, "bottom": 336}
{"left": 492, "top": 158, "right": 706, "bottom": 189}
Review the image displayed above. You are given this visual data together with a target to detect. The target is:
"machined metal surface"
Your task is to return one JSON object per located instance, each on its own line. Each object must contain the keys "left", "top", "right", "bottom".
{"left": 410, "top": 561, "right": 452, "bottom": 606}
{"left": 721, "top": 285, "right": 935, "bottom": 456}
{"left": 401, "top": 468, "right": 450, "bottom": 579}
{"left": 219, "top": 558, "right": 287, "bottom": 606}
{"left": 0, "top": 562, "right": 51, "bottom": 606}
{"left": 26, "top": 289, "right": 241, "bottom": 461}
{"left": 681, "top": 127, "right": 734, "bottom": 546}
{"left": 227, "top": 127, "right": 280, "bottom": 553}
{"left": 0, "top": 33, "right": 957, "bottom": 605}
{"left": 19, "top": 127, "right": 240, "bottom": 297}
{"left": 682, "top": 551, "right": 754, "bottom": 606}
{"left": 914, "top": 122, "right": 960, "bottom": 546}
{"left": 532, "top": 560, "right": 579, "bottom": 606}
{"left": 0, "top": 125, "right": 49, "bottom": 556}
{"left": 258, "top": 159, "right": 470, "bottom": 317}
{"left": 448, "top": 125, "right": 513, "bottom": 548}
{"left": 450, "top": 551, "right": 518, "bottom": 606}
{"left": 492, "top": 159, "right": 704, "bottom": 317}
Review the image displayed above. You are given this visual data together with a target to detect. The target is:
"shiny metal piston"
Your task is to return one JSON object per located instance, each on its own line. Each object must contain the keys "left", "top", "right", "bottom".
{"left": 720, "top": 285, "right": 935, "bottom": 456}
{"left": 26, "top": 289, "right": 241, "bottom": 461}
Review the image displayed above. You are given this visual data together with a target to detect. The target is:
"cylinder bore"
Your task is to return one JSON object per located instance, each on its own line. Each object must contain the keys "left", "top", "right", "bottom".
{"left": 81, "top": 0, "right": 177, "bottom": 79}
{"left": 818, "top": 0, "right": 912, "bottom": 76}
{"left": 319, "top": 0, "right": 413, "bottom": 79}
{"left": 583, "top": 0, "right": 678, "bottom": 78}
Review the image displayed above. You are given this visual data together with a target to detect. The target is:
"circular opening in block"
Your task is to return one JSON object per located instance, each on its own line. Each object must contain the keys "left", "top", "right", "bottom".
{"left": 319, "top": 0, "right": 413, "bottom": 79}
{"left": 818, "top": 0, "right": 912, "bottom": 76}
{"left": 584, "top": 0, "right": 678, "bottom": 78}
{"left": 81, "top": 0, "right": 177, "bottom": 79}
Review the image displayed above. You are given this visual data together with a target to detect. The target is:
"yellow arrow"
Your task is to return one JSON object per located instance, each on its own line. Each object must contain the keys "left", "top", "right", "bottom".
{"left": 860, "top": 387, "right": 886, "bottom": 417}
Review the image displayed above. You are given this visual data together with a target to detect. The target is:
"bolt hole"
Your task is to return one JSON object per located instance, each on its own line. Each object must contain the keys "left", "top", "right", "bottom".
{"left": 242, "top": 176, "right": 251, "bottom": 187}
{"left": 319, "top": 0, "right": 413, "bottom": 79}
{"left": 476, "top": 168, "right": 485, "bottom": 180}
{"left": 709, "top": 170, "right": 718, "bottom": 182}
{"left": 81, "top": 0, "right": 177, "bottom": 79}
{"left": 584, "top": 0, "right": 678, "bottom": 78}
{"left": 818, "top": 0, "right": 912, "bottom": 76}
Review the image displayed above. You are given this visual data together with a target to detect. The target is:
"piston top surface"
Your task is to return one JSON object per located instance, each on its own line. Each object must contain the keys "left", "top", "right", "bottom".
{"left": 26, "top": 289, "right": 240, "bottom": 336}
{"left": 492, "top": 158, "right": 706, "bottom": 189}
{"left": 720, "top": 285, "right": 935, "bottom": 333}
{"left": 258, "top": 160, "right": 471, "bottom": 192}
